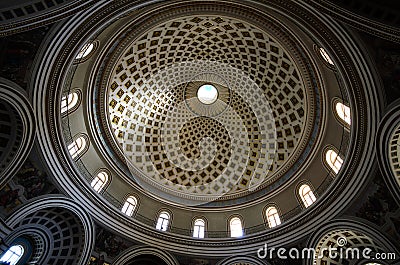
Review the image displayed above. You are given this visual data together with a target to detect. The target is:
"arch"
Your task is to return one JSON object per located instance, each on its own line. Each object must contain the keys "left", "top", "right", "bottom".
{"left": 121, "top": 196, "right": 138, "bottom": 217}
{"left": 0, "top": 78, "right": 36, "bottom": 188}
{"left": 112, "top": 246, "right": 180, "bottom": 265}
{"left": 0, "top": 235, "right": 37, "bottom": 265}
{"left": 229, "top": 216, "right": 243, "bottom": 238}
{"left": 11, "top": 232, "right": 45, "bottom": 265}
{"left": 0, "top": 245, "right": 24, "bottom": 265}
{"left": 299, "top": 184, "right": 317, "bottom": 208}
{"left": 192, "top": 218, "right": 206, "bottom": 239}
{"left": 313, "top": 230, "right": 383, "bottom": 265}
{"left": 265, "top": 206, "right": 281, "bottom": 228}
{"left": 376, "top": 101, "right": 400, "bottom": 203}
{"left": 306, "top": 219, "right": 399, "bottom": 265}
{"left": 61, "top": 90, "right": 81, "bottom": 116}
{"left": 4, "top": 195, "right": 94, "bottom": 265}
{"left": 324, "top": 148, "right": 343, "bottom": 174}
{"left": 91, "top": 170, "right": 110, "bottom": 193}
{"left": 68, "top": 134, "right": 89, "bottom": 160}
{"left": 156, "top": 211, "right": 171, "bottom": 231}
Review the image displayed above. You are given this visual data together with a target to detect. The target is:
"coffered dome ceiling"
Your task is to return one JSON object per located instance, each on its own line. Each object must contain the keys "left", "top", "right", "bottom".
{"left": 101, "top": 12, "right": 319, "bottom": 206}
{"left": 31, "top": 0, "right": 382, "bottom": 254}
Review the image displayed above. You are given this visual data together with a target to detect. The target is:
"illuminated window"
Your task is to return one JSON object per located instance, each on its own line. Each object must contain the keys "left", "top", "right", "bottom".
{"left": 335, "top": 102, "right": 351, "bottom": 125}
{"left": 229, "top": 217, "right": 243, "bottom": 237}
{"left": 121, "top": 196, "right": 137, "bottom": 217}
{"left": 326, "top": 149, "right": 343, "bottom": 174}
{"left": 319, "top": 47, "right": 334, "bottom": 65}
{"left": 193, "top": 219, "right": 205, "bottom": 238}
{"left": 91, "top": 171, "right": 109, "bottom": 192}
{"left": 299, "top": 184, "right": 316, "bottom": 208}
{"left": 75, "top": 43, "right": 94, "bottom": 60}
{"left": 266, "top": 207, "right": 281, "bottom": 228}
{"left": 68, "top": 136, "right": 87, "bottom": 159}
{"left": 61, "top": 92, "right": 79, "bottom": 114}
{"left": 156, "top": 212, "right": 170, "bottom": 231}
{"left": 0, "top": 245, "right": 24, "bottom": 265}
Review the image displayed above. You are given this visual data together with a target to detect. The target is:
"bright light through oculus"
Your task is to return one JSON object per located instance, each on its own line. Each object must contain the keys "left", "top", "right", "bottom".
{"left": 197, "top": 84, "right": 218, "bottom": 104}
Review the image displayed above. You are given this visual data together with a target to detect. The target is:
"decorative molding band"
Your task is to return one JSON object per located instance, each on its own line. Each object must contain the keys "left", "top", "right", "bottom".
{"left": 112, "top": 245, "right": 180, "bottom": 265}
{"left": 301, "top": 0, "right": 400, "bottom": 43}
{"left": 0, "top": 78, "right": 36, "bottom": 188}
{"left": 376, "top": 100, "right": 400, "bottom": 204}
{"left": 0, "top": 0, "right": 96, "bottom": 37}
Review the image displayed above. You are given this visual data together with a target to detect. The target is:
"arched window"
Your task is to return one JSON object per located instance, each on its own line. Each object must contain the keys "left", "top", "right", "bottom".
{"left": 229, "top": 217, "right": 243, "bottom": 237}
{"left": 75, "top": 43, "right": 95, "bottom": 60}
{"left": 299, "top": 184, "right": 316, "bottom": 208}
{"left": 326, "top": 149, "right": 343, "bottom": 174}
{"left": 121, "top": 196, "right": 137, "bottom": 217}
{"left": 91, "top": 171, "right": 109, "bottom": 192}
{"left": 193, "top": 219, "right": 206, "bottom": 238}
{"left": 0, "top": 245, "right": 24, "bottom": 265}
{"left": 68, "top": 136, "right": 87, "bottom": 159}
{"left": 61, "top": 92, "right": 79, "bottom": 114}
{"left": 266, "top": 207, "right": 281, "bottom": 228}
{"left": 156, "top": 211, "right": 170, "bottom": 231}
{"left": 335, "top": 102, "right": 351, "bottom": 126}
{"left": 319, "top": 47, "right": 334, "bottom": 65}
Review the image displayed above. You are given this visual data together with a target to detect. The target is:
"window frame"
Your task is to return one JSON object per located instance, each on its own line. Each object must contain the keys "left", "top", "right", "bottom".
{"left": 121, "top": 195, "right": 138, "bottom": 217}
{"left": 192, "top": 218, "right": 206, "bottom": 239}
{"left": 324, "top": 147, "right": 344, "bottom": 175}
{"left": 0, "top": 244, "right": 24, "bottom": 265}
{"left": 61, "top": 89, "right": 81, "bottom": 116}
{"left": 91, "top": 169, "right": 111, "bottom": 193}
{"left": 298, "top": 183, "right": 317, "bottom": 208}
{"left": 229, "top": 216, "right": 244, "bottom": 238}
{"left": 332, "top": 98, "right": 351, "bottom": 129}
{"left": 318, "top": 46, "right": 335, "bottom": 66}
{"left": 73, "top": 41, "right": 99, "bottom": 63}
{"left": 156, "top": 210, "right": 171, "bottom": 232}
{"left": 265, "top": 206, "right": 282, "bottom": 228}
{"left": 67, "top": 134, "right": 89, "bottom": 160}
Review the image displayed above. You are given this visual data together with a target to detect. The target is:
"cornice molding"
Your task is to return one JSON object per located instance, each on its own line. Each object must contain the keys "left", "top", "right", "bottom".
{"left": 300, "top": 0, "right": 400, "bottom": 44}
{"left": 0, "top": 0, "right": 96, "bottom": 37}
